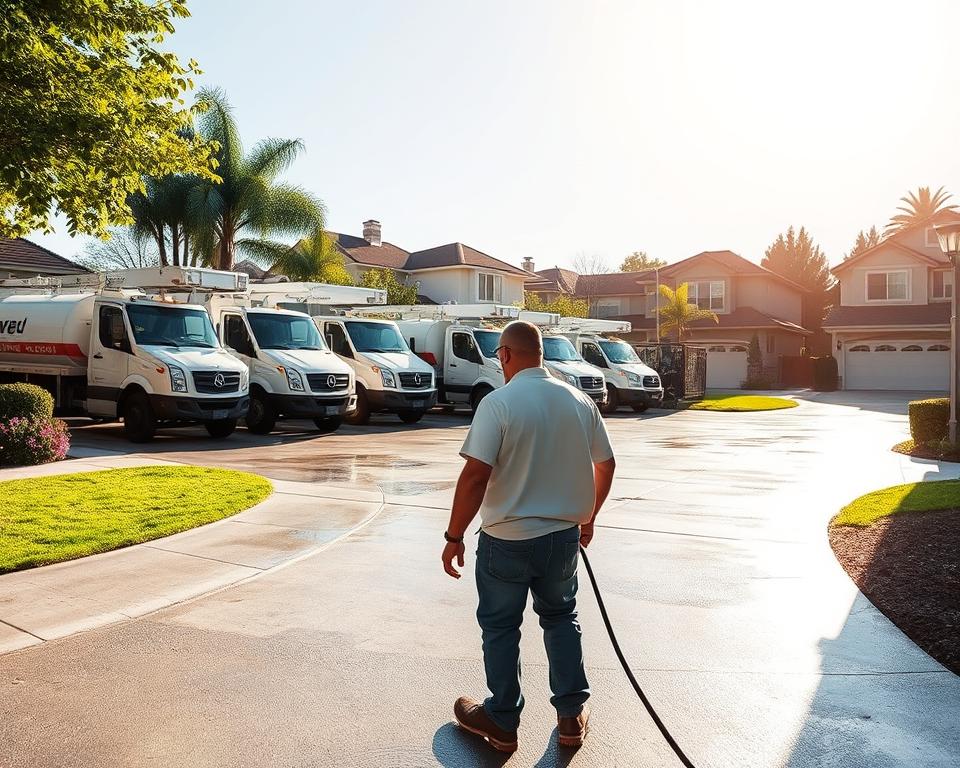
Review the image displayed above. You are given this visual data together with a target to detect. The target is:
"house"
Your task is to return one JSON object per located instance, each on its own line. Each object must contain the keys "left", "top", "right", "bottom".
{"left": 328, "top": 220, "right": 531, "bottom": 305}
{"left": 0, "top": 238, "right": 89, "bottom": 279}
{"left": 823, "top": 211, "right": 960, "bottom": 391}
{"left": 528, "top": 251, "right": 810, "bottom": 389}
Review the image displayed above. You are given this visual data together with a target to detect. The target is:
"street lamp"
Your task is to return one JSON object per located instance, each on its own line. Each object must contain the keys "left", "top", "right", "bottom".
{"left": 654, "top": 265, "right": 661, "bottom": 342}
{"left": 934, "top": 221, "right": 960, "bottom": 443}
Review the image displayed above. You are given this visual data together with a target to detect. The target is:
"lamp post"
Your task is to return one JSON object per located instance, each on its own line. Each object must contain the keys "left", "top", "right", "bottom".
{"left": 934, "top": 222, "right": 960, "bottom": 443}
{"left": 654, "top": 266, "right": 661, "bottom": 342}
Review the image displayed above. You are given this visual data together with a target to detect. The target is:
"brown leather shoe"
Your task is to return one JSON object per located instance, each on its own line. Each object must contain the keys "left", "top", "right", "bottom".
{"left": 454, "top": 696, "right": 518, "bottom": 753}
{"left": 557, "top": 706, "right": 590, "bottom": 748}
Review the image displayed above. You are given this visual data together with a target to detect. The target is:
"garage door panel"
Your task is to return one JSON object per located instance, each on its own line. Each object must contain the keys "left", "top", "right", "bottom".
{"left": 845, "top": 342, "right": 948, "bottom": 391}
{"left": 704, "top": 347, "right": 747, "bottom": 390}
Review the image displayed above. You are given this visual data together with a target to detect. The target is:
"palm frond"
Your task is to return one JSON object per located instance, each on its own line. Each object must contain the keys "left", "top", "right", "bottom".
{"left": 235, "top": 238, "right": 297, "bottom": 267}
{"left": 195, "top": 87, "right": 243, "bottom": 185}
{"left": 259, "top": 184, "right": 325, "bottom": 238}
{"left": 245, "top": 138, "right": 306, "bottom": 180}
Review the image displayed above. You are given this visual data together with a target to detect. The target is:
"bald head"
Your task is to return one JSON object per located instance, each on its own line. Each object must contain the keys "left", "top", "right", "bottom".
{"left": 498, "top": 321, "right": 542, "bottom": 381}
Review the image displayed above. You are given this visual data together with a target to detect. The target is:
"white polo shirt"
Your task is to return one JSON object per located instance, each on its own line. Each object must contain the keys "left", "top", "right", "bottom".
{"left": 460, "top": 366, "right": 614, "bottom": 541}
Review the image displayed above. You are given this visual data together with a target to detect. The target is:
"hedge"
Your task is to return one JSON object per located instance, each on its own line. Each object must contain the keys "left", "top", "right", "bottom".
{"left": 0, "top": 417, "right": 70, "bottom": 467}
{"left": 0, "top": 383, "right": 54, "bottom": 420}
{"left": 908, "top": 397, "right": 950, "bottom": 444}
{"left": 811, "top": 356, "right": 838, "bottom": 391}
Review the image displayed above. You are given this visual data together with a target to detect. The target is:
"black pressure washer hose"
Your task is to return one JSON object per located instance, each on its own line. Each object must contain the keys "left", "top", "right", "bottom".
{"left": 579, "top": 546, "right": 698, "bottom": 768}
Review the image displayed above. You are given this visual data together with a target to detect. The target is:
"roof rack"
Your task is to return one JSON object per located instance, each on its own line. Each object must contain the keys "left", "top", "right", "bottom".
{"left": 0, "top": 267, "right": 248, "bottom": 294}
{"left": 553, "top": 317, "right": 632, "bottom": 333}
{"left": 349, "top": 304, "right": 523, "bottom": 321}
{"left": 246, "top": 281, "right": 387, "bottom": 307}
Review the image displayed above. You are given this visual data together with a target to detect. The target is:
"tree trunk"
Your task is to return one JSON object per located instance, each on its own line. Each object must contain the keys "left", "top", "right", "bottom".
{"left": 171, "top": 223, "right": 180, "bottom": 267}
{"left": 156, "top": 225, "right": 168, "bottom": 267}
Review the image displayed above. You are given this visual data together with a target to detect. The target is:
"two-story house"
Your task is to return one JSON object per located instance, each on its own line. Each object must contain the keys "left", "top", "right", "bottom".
{"left": 529, "top": 250, "right": 809, "bottom": 389}
{"left": 329, "top": 220, "right": 530, "bottom": 305}
{"left": 823, "top": 211, "right": 959, "bottom": 391}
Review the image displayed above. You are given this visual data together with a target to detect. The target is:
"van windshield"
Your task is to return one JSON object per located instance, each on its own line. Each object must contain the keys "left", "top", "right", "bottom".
{"left": 344, "top": 321, "right": 408, "bottom": 353}
{"left": 248, "top": 313, "right": 326, "bottom": 350}
{"left": 599, "top": 340, "right": 641, "bottom": 363}
{"left": 473, "top": 330, "right": 502, "bottom": 358}
{"left": 543, "top": 336, "right": 580, "bottom": 362}
{"left": 127, "top": 304, "right": 218, "bottom": 348}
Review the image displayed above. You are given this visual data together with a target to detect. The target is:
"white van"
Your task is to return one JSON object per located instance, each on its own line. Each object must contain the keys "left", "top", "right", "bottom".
{"left": 540, "top": 333, "right": 607, "bottom": 406}
{"left": 0, "top": 268, "right": 250, "bottom": 442}
{"left": 315, "top": 315, "right": 437, "bottom": 424}
{"left": 565, "top": 333, "right": 663, "bottom": 413}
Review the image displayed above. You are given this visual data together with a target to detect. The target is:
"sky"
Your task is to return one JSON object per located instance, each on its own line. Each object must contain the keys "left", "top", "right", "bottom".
{"left": 26, "top": 0, "right": 960, "bottom": 271}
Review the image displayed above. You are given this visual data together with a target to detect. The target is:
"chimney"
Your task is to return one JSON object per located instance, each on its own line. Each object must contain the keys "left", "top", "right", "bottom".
{"left": 362, "top": 219, "right": 382, "bottom": 247}
{"left": 522, "top": 256, "right": 535, "bottom": 273}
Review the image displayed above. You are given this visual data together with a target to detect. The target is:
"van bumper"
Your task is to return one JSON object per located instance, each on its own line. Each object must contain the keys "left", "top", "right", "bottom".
{"left": 269, "top": 393, "right": 355, "bottom": 418}
{"left": 585, "top": 390, "right": 607, "bottom": 405}
{"left": 150, "top": 394, "right": 250, "bottom": 423}
{"left": 367, "top": 389, "right": 438, "bottom": 413}
{"left": 619, "top": 388, "right": 664, "bottom": 406}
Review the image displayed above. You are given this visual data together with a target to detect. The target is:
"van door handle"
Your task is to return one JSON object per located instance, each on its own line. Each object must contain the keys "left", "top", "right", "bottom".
{"left": 93, "top": 353, "right": 103, "bottom": 359}
{"left": 449, "top": 363, "right": 457, "bottom": 367}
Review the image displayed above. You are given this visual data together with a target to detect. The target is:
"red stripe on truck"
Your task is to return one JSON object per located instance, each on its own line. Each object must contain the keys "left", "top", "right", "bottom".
{"left": 0, "top": 341, "right": 87, "bottom": 358}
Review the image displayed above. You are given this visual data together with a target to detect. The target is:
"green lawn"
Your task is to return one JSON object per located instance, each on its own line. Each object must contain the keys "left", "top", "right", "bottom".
{"left": 0, "top": 466, "right": 272, "bottom": 573}
{"left": 688, "top": 394, "right": 798, "bottom": 412}
{"left": 832, "top": 479, "right": 960, "bottom": 527}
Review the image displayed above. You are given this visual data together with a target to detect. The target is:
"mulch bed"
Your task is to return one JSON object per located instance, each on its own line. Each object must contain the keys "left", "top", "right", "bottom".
{"left": 829, "top": 509, "right": 960, "bottom": 675}
{"left": 892, "top": 439, "right": 960, "bottom": 463}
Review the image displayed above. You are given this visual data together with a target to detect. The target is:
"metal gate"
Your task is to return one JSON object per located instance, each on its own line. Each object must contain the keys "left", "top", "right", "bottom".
{"left": 634, "top": 343, "right": 706, "bottom": 402}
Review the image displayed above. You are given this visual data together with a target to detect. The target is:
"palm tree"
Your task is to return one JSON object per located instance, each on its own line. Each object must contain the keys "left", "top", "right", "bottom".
{"left": 269, "top": 232, "right": 354, "bottom": 284}
{"left": 885, "top": 186, "right": 957, "bottom": 235}
{"left": 188, "top": 87, "right": 325, "bottom": 270}
{"left": 128, "top": 173, "right": 201, "bottom": 267}
{"left": 657, "top": 283, "right": 718, "bottom": 341}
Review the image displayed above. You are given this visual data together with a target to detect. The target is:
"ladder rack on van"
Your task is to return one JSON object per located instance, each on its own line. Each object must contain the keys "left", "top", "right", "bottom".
{"left": 351, "top": 304, "right": 523, "bottom": 321}
{"left": 554, "top": 317, "right": 632, "bottom": 333}
{"left": 246, "top": 281, "right": 387, "bottom": 308}
{"left": 0, "top": 267, "right": 248, "bottom": 295}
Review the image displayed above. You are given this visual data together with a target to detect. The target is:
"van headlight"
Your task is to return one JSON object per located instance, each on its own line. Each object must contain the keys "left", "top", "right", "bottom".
{"left": 279, "top": 366, "right": 304, "bottom": 391}
{"left": 169, "top": 365, "right": 188, "bottom": 393}
{"left": 377, "top": 367, "right": 396, "bottom": 388}
{"left": 240, "top": 368, "right": 249, "bottom": 390}
{"left": 565, "top": 373, "right": 578, "bottom": 386}
{"left": 627, "top": 372, "right": 644, "bottom": 386}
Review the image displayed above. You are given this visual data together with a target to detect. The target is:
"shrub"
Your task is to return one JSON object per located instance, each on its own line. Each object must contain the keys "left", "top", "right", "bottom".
{"left": 909, "top": 398, "right": 950, "bottom": 444}
{"left": 811, "top": 356, "right": 838, "bottom": 391}
{"left": 0, "top": 383, "right": 54, "bottom": 420}
{"left": 0, "top": 417, "right": 70, "bottom": 466}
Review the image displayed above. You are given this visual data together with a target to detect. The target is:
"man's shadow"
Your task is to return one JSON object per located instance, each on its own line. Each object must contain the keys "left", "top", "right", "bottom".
{"left": 432, "top": 723, "right": 577, "bottom": 768}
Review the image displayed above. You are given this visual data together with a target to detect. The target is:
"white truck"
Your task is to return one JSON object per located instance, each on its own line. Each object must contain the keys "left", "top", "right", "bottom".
{"left": 0, "top": 268, "right": 250, "bottom": 442}
{"left": 557, "top": 319, "right": 664, "bottom": 413}
{"left": 189, "top": 292, "right": 357, "bottom": 434}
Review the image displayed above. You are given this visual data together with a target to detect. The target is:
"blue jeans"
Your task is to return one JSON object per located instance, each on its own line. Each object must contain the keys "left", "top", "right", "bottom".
{"left": 475, "top": 526, "right": 590, "bottom": 731}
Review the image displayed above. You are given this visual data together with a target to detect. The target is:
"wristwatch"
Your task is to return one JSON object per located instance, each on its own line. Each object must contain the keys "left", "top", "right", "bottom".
{"left": 444, "top": 531, "right": 464, "bottom": 544}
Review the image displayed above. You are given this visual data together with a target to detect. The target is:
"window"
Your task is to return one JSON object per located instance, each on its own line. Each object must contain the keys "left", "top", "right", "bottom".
{"left": 582, "top": 343, "right": 606, "bottom": 367}
{"left": 452, "top": 332, "right": 479, "bottom": 362}
{"left": 595, "top": 298, "right": 622, "bottom": 318}
{"left": 247, "top": 313, "right": 324, "bottom": 350}
{"left": 126, "top": 304, "right": 217, "bottom": 348}
{"left": 98, "top": 306, "right": 130, "bottom": 352}
{"left": 849, "top": 345, "right": 870, "bottom": 352}
{"left": 933, "top": 270, "right": 954, "bottom": 299}
{"left": 866, "top": 271, "right": 909, "bottom": 301}
{"left": 325, "top": 323, "right": 353, "bottom": 357}
{"left": 688, "top": 281, "right": 725, "bottom": 310}
{"left": 928, "top": 344, "right": 950, "bottom": 351}
{"left": 707, "top": 346, "right": 727, "bottom": 352}
{"left": 224, "top": 314, "right": 253, "bottom": 355}
{"left": 730, "top": 345, "right": 747, "bottom": 352}
{"left": 901, "top": 345, "right": 923, "bottom": 351}
{"left": 478, "top": 272, "right": 503, "bottom": 302}
{"left": 344, "top": 321, "right": 407, "bottom": 353}
{"left": 875, "top": 344, "right": 897, "bottom": 351}
{"left": 766, "top": 335, "right": 775, "bottom": 354}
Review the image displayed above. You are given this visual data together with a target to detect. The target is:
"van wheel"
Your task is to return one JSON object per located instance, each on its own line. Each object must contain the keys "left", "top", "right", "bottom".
{"left": 470, "top": 386, "right": 492, "bottom": 414}
{"left": 205, "top": 419, "right": 237, "bottom": 438}
{"left": 600, "top": 385, "right": 619, "bottom": 414}
{"left": 245, "top": 389, "right": 276, "bottom": 434}
{"left": 345, "top": 387, "right": 370, "bottom": 425}
{"left": 398, "top": 410, "right": 424, "bottom": 424}
{"left": 313, "top": 417, "right": 342, "bottom": 433}
{"left": 632, "top": 403, "right": 649, "bottom": 413}
{"left": 122, "top": 390, "right": 156, "bottom": 443}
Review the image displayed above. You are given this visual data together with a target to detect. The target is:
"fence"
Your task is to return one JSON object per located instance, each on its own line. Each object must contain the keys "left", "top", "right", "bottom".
{"left": 634, "top": 343, "right": 706, "bottom": 402}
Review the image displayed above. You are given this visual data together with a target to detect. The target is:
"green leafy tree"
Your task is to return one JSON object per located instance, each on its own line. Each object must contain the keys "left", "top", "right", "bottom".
{"left": 846, "top": 226, "right": 882, "bottom": 260}
{"left": 620, "top": 251, "right": 666, "bottom": 271}
{"left": 270, "top": 233, "right": 354, "bottom": 284}
{"left": 360, "top": 268, "right": 418, "bottom": 305}
{"left": 0, "top": 0, "right": 216, "bottom": 237}
{"left": 885, "top": 186, "right": 957, "bottom": 235}
{"left": 761, "top": 226, "right": 832, "bottom": 333}
{"left": 187, "top": 88, "right": 325, "bottom": 270}
{"left": 656, "top": 283, "right": 718, "bottom": 341}
{"left": 524, "top": 292, "right": 589, "bottom": 318}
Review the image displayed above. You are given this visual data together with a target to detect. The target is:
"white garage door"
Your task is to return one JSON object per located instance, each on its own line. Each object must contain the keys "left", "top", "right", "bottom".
{"left": 844, "top": 342, "right": 949, "bottom": 391}
{"left": 703, "top": 345, "right": 748, "bottom": 390}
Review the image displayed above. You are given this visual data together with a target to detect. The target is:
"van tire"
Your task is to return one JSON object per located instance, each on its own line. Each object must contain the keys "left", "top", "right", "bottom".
{"left": 600, "top": 385, "right": 619, "bottom": 414}
{"left": 345, "top": 386, "right": 370, "bottom": 425}
{"left": 245, "top": 389, "right": 276, "bottom": 434}
{"left": 122, "top": 390, "right": 156, "bottom": 443}
{"left": 313, "top": 417, "right": 342, "bottom": 433}
{"left": 205, "top": 419, "right": 237, "bottom": 438}
{"left": 398, "top": 410, "right": 424, "bottom": 424}
{"left": 470, "top": 386, "right": 492, "bottom": 414}
{"left": 632, "top": 403, "right": 649, "bottom": 413}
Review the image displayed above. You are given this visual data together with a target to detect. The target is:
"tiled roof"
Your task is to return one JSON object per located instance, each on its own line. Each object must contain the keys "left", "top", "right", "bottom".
{"left": 531, "top": 267, "right": 580, "bottom": 293}
{"left": 0, "top": 238, "right": 89, "bottom": 275}
{"left": 328, "top": 231, "right": 411, "bottom": 270}
{"left": 234, "top": 259, "right": 277, "bottom": 280}
{"left": 823, "top": 303, "right": 951, "bottom": 329}
{"left": 833, "top": 209, "right": 960, "bottom": 274}
{"left": 406, "top": 243, "right": 530, "bottom": 276}
{"left": 574, "top": 271, "right": 654, "bottom": 296}
{"left": 619, "top": 307, "right": 810, "bottom": 335}
{"left": 661, "top": 250, "right": 807, "bottom": 293}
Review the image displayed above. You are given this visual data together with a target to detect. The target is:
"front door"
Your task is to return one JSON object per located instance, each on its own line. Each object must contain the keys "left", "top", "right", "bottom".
{"left": 445, "top": 331, "right": 481, "bottom": 402}
{"left": 88, "top": 303, "right": 131, "bottom": 416}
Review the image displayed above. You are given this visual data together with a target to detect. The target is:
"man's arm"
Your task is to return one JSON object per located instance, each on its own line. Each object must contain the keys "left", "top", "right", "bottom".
{"left": 580, "top": 456, "right": 616, "bottom": 548}
{"left": 442, "top": 457, "right": 493, "bottom": 579}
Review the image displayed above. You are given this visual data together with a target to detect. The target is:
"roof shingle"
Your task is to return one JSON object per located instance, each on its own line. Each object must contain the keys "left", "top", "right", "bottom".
{"left": 0, "top": 238, "right": 89, "bottom": 275}
{"left": 823, "top": 303, "right": 951, "bottom": 329}
{"left": 620, "top": 307, "right": 810, "bottom": 335}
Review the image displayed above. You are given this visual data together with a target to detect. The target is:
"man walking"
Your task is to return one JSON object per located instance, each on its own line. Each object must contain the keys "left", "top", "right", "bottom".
{"left": 441, "top": 321, "right": 616, "bottom": 754}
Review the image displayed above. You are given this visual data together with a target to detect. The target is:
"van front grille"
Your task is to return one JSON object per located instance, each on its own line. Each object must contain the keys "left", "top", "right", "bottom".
{"left": 192, "top": 371, "right": 241, "bottom": 394}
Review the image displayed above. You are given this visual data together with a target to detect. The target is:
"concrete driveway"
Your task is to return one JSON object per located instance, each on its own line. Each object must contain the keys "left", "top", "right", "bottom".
{"left": 1, "top": 392, "right": 958, "bottom": 767}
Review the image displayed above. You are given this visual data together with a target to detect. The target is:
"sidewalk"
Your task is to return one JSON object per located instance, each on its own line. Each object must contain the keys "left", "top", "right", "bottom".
{"left": 0, "top": 451, "right": 384, "bottom": 655}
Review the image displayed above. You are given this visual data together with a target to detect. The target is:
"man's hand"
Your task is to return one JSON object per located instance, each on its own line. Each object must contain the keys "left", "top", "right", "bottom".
{"left": 579, "top": 521, "right": 595, "bottom": 548}
{"left": 442, "top": 541, "right": 466, "bottom": 579}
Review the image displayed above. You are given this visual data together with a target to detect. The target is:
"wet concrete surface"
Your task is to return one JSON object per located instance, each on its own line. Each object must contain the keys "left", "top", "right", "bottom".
{"left": 2, "top": 393, "right": 960, "bottom": 766}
